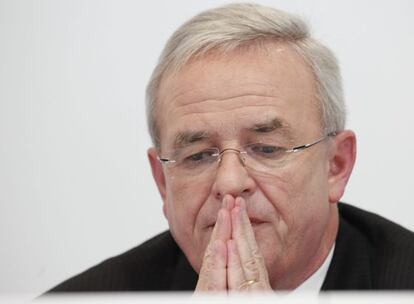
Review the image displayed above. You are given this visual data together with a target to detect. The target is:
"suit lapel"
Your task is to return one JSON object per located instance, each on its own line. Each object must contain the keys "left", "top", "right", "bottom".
{"left": 321, "top": 204, "right": 372, "bottom": 290}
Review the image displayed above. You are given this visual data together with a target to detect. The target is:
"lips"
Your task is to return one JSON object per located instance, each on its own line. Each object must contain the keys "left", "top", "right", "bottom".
{"left": 206, "top": 217, "right": 266, "bottom": 228}
{"left": 249, "top": 218, "right": 266, "bottom": 226}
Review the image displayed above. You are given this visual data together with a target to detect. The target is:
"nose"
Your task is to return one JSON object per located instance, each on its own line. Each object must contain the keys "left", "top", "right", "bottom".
{"left": 211, "top": 149, "right": 256, "bottom": 200}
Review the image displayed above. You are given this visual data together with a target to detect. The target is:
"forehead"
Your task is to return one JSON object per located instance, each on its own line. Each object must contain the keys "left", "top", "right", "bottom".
{"left": 156, "top": 43, "right": 321, "bottom": 149}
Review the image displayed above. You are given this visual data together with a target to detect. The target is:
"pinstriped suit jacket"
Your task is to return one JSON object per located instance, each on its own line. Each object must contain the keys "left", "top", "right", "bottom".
{"left": 49, "top": 203, "right": 414, "bottom": 291}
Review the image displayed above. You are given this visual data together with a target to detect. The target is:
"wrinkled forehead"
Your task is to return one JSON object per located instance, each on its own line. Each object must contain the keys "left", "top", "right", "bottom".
{"left": 156, "top": 43, "right": 321, "bottom": 150}
{"left": 159, "top": 42, "right": 308, "bottom": 105}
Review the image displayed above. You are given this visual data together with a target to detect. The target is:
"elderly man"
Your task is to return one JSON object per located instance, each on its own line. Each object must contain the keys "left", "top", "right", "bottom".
{"left": 50, "top": 3, "right": 414, "bottom": 292}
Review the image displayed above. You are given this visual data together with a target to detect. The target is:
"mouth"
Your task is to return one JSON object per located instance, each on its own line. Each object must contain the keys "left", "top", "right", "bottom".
{"left": 206, "top": 217, "right": 267, "bottom": 229}
{"left": 250, "top": 218, "right": 267, "bottom": 227}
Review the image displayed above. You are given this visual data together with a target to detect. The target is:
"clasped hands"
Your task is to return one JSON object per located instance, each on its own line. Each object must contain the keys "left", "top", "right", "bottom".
{"left": 195, "top": 195, "right": 272, "bottom": 292}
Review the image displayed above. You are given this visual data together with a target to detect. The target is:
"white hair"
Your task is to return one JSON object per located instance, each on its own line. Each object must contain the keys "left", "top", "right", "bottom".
{"left": 146, "top": 3, "right": 345, "bottom": 148}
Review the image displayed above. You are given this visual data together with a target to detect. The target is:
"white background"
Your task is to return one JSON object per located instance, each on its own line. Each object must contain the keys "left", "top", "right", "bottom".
{"left": 0, "top": 0, "right": 413, "bottom": 298}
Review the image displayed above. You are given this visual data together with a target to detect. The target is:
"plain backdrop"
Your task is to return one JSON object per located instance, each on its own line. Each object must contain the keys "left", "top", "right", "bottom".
{"left": 0, "top": 0, "right": 413, "bottom": 298}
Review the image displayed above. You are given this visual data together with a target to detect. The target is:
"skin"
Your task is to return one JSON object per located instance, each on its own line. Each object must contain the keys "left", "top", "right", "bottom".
{"left": 148, "top": 42, "right": 356, "bottom": 291}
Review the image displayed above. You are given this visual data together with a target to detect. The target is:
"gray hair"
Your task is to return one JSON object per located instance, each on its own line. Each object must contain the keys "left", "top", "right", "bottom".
{"left": 146, "top": 3, "right": 345, "bottom": 148}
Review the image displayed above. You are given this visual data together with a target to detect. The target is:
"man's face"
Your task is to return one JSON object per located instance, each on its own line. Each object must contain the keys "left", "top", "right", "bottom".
{"left": 151, "top": 44, "right": 339, "bottom": 285}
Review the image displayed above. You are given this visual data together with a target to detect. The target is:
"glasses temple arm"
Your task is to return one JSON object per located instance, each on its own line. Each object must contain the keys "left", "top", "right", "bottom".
{"left": 289, "top": 132, "right": 337, "bottom": 152}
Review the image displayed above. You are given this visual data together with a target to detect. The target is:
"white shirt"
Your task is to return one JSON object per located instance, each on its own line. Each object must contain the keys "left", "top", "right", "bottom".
{"left": 292, "top": 243, "right": 335, "bottom": 295}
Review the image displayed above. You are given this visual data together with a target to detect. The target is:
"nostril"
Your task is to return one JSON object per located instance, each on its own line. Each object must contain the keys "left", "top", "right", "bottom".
{"left": 242, "top": 188, "right": 250, "bottom": 194}
{"left": 215, "top": 187, "right": 251, "bottom": 201}
{"left": 215, "top": 191, "right": 222, "bottom": 200}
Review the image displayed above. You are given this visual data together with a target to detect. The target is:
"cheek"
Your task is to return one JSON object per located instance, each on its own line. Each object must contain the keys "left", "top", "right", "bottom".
{"left": 164, "top": 175, "right": 212, "bottom": 240}
{"left": 164, "top": 175, "right": 216, "bottom": 272}
{"left": 253, "top": 169, "right": 295, "bottom": 225}
{"left": 253, "top": 157, "right": 331, "bottom": 268}
{"left": 280, "top": 157, "right": 331, "bottom": 244}
{"left": 256, "top": 155, "right": 329, "bottom": 232}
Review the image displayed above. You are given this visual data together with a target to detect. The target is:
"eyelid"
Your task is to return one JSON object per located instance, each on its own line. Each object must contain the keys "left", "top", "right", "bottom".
{"left": 183, "top": 148, "right": 219, "bottom": 160}
{"left": 245, "top": 142, "right": 285, "bottom": 149}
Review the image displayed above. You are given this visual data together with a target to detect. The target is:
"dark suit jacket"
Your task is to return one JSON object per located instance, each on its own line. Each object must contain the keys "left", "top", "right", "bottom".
{"left": 49, "top": 203, "right": 414, "bottom": 291}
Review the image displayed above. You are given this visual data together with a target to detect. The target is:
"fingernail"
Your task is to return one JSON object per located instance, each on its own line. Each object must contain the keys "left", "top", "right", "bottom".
{"left": 235, "top": 197, "right": 241, "bottom": 208}
{"left": 222, "top": 196, "right": 228, "bottom": 209}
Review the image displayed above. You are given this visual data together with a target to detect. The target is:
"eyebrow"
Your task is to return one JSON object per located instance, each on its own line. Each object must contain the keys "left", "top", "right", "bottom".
{"left": 171, "top": 118, "right": 292, "bottom": 149}
{"left": 249, "top": 118, "right": 285, "bottom": 133}
{"left": 248, "top": 117, "right": 295, "bottom": 141}
{"left": 173, "top": 130, "right": 210, "bottom": 149}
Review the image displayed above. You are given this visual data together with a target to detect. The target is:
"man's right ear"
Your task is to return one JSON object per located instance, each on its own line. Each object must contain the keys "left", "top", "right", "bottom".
{"left": 148, "top": 147, "right": 167, "bottom": 202}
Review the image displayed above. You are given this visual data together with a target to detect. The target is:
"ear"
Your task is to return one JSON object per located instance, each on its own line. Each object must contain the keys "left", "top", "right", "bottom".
{"left": 328, "top": 130, "right": 357, "bottom": 203}
{"left": 147, "top": 147, "right": 168, "bottom": 218}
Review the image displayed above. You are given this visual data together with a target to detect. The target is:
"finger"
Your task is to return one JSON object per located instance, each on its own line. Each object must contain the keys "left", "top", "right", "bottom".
{"left": 195, "top": 208, "right": 230, "bottom": 292}
{"left": 211, "top": 206, "right": 231, "bottom": 243}
{"left": 232, "top": 198, "right": 270, "bottom": 290}
{"left": 231, "top": 202, "right": 258, "bottom": 283}
{"left": 237, "top": 198, "right": 271, "bottom": 289}
{"left": 237, "top": 197, "right": 270, "bottom": 287}
{"left": 195, "top": 239, "right": 227, "bottom": 291}
{"left": 222, "top": 194, "right": 235, "bottom": 211}
{"left": 235, "top": 197, "right": 260, "bottom": 253}
{"left": 227, "top": 239, "right": 246, "bottom": 292}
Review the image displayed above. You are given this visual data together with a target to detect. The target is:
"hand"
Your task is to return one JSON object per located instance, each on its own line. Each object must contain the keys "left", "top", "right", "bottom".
{"left": 227, "top": 197, "right": 272, "bottom": 291}
{"left": 195, "top": 195, "right": 272, "bottom": 292}
{"left": 194, "top": 196, "right": 232, "bottom": 291}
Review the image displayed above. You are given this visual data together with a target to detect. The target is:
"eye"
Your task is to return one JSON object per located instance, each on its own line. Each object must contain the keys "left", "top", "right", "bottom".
{"left": 188, "top": 151, "right": 206, "bottom": 162}
{"left": 248, "top": 144, "right": 285, "bottom": 159}
{"left": 182, "top": 149, "right": 218, "bottom": 164}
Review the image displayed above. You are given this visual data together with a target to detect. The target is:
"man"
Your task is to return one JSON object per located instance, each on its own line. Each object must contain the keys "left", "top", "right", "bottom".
{"left": 50, "top": 3, "right": 414, "bottom": 292}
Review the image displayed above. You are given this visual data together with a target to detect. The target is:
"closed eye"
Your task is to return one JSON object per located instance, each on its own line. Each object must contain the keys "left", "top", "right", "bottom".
{"left": 248, "top": 144, "right": 285, "bottom": 159}
{"left": 182, "top": 149, "right": 219, "bottom": 164}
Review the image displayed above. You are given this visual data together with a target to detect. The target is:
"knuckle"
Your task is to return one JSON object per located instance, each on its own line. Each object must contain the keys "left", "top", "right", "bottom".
{"left": 196, "top": 279, "right": 219, "bottom": 292}
{"left": 200, "top": 259, "right": 213, "bottom": 275}
{"left": 204, "top": 282, "right": 219, "bottom": 291}
{"left": 197, "top": 267, "right": 223, "bottom": 292}
{"left": 254, "top": 254, "right": 265, "bottom": 267}
{"left": 243, "top": 258, "right": 258, "bottom": 272}
{"left": 251, "top": 248, "right": 262, "bottom": 258}
{"left": 202, "top": 249, "right": 215, "bottom": 268}
{"left": 198, "top": 254, "right": 219, "bottom": 284}
{"left": 204, "top": 245, "right": 214, "bottom": 259}
{"left": 250, "top": 250, "right": 267, "bottom": 272}
{"left": 196, "top": 270, "right": 215, "bottom": 291}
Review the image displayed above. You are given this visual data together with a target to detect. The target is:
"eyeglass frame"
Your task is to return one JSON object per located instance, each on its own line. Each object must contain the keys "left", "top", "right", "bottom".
{"left": 157, "top": 131, "right": 337, "bottom": 167}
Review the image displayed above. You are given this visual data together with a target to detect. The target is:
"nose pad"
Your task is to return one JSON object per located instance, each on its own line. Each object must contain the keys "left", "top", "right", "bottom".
{"left": 218, "top": 149, "right": 247, "bottom": 167}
